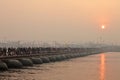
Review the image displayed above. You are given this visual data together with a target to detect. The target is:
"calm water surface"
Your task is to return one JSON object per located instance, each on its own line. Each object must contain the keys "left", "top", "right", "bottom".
{"left": 0, "top": 52, "right": 120, "bottom": 80}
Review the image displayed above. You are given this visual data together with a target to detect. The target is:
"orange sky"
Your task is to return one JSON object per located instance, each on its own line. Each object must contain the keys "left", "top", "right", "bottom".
{"left": 0, "top": 0, "right": 120, "bottom": 43}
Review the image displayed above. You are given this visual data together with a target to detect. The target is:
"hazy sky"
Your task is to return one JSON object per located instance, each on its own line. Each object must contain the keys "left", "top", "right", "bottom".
{"left": 0, "top": 0, "right": 120, "bottom": 43}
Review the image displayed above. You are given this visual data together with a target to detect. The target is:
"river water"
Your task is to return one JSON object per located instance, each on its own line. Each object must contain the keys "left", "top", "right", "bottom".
{"left": 0, "top": 52, "right": 120, "bottom": 80}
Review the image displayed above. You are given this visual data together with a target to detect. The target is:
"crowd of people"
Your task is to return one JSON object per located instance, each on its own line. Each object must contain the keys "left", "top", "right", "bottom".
{"left": 0, "top": 47, "right": 51, "bottom": 56}
{"left": 0, "top": 47, "right": 95, "bottom": 57}
{"left": 0, "top": 47, "right": 74, "bottom": 56}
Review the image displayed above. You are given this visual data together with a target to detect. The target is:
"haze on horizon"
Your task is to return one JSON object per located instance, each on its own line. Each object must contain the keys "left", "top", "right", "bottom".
{"left": 0, "top": 0, "right": 120, "bottom": 44}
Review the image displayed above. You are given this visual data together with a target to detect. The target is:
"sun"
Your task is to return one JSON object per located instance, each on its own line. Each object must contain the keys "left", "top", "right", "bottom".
{"left": 101, "top": 25, "right": 105, "bottom": 29}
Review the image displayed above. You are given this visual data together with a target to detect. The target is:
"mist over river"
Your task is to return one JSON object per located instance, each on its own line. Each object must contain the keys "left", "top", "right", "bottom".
{"left": 0, "top": 52, "right": 120, "bottom": 80}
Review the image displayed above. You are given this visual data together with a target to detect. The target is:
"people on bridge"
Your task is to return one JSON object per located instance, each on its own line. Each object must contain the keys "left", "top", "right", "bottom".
{"left": 0, "top": 47, "right": 94, "bottom": 57}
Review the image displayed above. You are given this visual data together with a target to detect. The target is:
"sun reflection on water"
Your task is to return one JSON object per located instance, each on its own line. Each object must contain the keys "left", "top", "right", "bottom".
{"left": 100, "top": 54, "right": 106, "bottom": 80}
